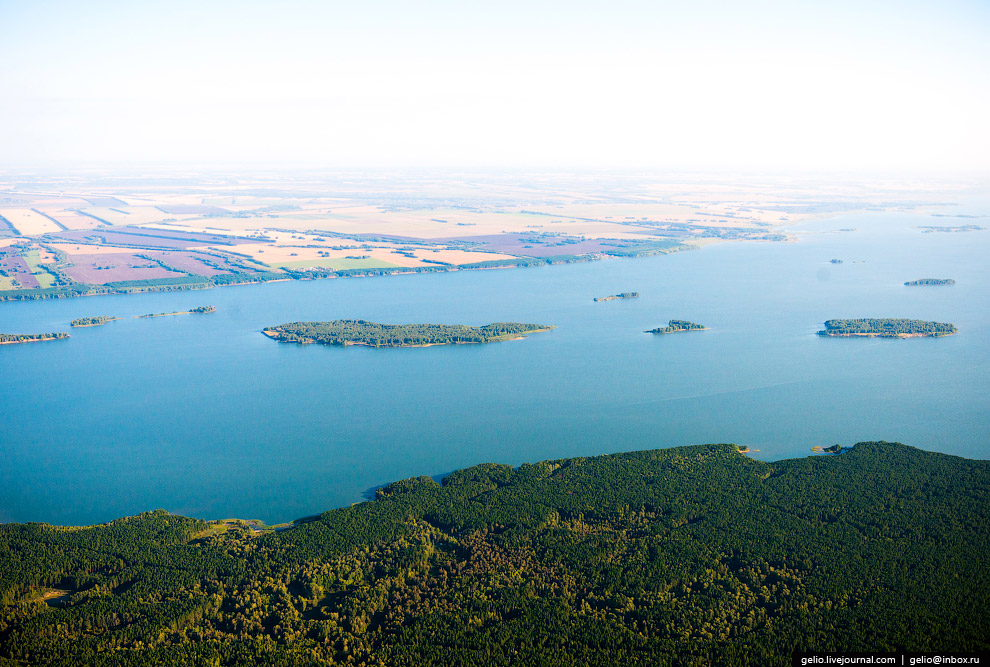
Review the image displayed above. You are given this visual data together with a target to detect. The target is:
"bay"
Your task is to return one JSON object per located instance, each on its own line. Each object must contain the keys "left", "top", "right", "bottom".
{"left": 1, "top": 209, "right": 988, "bottom": 525}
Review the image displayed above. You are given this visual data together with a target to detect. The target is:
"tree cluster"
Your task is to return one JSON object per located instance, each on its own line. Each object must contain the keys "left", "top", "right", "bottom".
{"left": 265, "top": 321, "right": 550, "bottom": 348}
{"left": 817, "top": 319, "right": 957, "bottom": 337}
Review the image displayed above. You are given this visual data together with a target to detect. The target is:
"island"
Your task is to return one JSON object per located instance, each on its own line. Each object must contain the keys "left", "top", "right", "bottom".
{"left": 137, "top": 306, "right": 216, "bottom": 318}
{"left": 647, "top": 319, "right": 708, "bottom": 334}
{"left": 904, "top": 278, "right": 955, "bottom": 286}
{"left": 817, "top": 318, "right": 957, "bottom": 338}
{"left": 263, "top": 320, "right": 553, "bottom": 348}
{"left": 70, "top": 316, "right": 119, "bottom": 327}
{"left": 1, "top": 442, "right": 988, "bottom": 666}
{"left": 916, "top": 224, "right": 984, "bottom": 233}
{"left": 594, "top": 291, "right": 639, "bottom": 302}
{"left": 0, "top": 332, "right": 69, "bottom": 345}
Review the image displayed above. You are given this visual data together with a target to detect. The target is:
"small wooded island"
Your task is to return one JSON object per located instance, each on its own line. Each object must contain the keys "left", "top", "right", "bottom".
{"left": 904, "top": 278, "right": 955, "bottom": 286}
{"left": 647, "top": 319, "right": 708, "bottom": 334}
{"left": 264, "top": 320, "right": 552, "bottom": 348}
{"left": 0, "top": 332, "right": 69, "bottom": 345}
{"left": 817, "top": 318, "right": 957, "bottom": 338}
{"left": 70, "top": 316, "right": 119, "bottom": 327}
{"left": 594, "top": 292, "right": 639, "bottom": 302}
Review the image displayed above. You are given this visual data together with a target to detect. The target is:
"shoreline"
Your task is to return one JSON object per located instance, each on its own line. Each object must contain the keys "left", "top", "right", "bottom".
{"left": 0, "top": 245, "right": 695, "bottom": 304}
{"left": 819, "top": 332, "right": 956, "bottom": 338}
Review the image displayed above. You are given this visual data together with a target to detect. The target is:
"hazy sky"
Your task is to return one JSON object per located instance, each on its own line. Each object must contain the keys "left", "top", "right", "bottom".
{"left": 1, "top": 0, "right": 988, "bottom": 173}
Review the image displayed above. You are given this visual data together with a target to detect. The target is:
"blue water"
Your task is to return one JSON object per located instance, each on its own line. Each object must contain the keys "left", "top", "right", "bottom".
{"left": 2, "top": 211, "right": 988, "bottom": 525}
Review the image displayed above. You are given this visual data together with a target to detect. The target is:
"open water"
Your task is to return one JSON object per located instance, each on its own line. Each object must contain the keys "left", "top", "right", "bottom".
{"left": 2, "top": 210, "right": 988, "bottom": 525}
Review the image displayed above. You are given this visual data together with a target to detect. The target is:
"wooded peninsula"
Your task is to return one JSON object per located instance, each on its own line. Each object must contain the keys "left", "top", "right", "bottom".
{"left": 817, "top": 318, "right": 957, "bottom": 337}
{"left": 647, "top": 320, "right": 707, "bottom": 334}
{"left": 0, "top": 442, "right": 987, "bottom": 666}
{"left": 263, "top": 320, "right": 552, "bottom": 348}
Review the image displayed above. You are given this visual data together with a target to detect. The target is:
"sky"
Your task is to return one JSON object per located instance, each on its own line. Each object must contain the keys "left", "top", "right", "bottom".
{"left": 1, "top": 0, "right": 988, "bottom": 174}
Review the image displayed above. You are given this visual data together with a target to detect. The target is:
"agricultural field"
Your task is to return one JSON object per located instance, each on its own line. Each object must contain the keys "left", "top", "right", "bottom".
{"left": 0, "top": 169, "right": 972, "bottom": 301}
{"left": 0, "top": 208, "right": 63, "bottom": 235}
{"left": 34, "top": 209, "right": 103, "bottom": 230}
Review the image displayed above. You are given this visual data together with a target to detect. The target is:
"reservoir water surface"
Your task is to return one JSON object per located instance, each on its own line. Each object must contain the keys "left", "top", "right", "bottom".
{"left": 2, "top": 211, "right": 988, "bottom": 525}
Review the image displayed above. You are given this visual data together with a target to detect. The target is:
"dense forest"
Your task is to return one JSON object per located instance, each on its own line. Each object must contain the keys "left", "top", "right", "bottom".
{"left": 1, "top": 441, "right": 987, "bottom": 666}
{"left": 263, "top": 320, "right": 552, "bottom": 348}
{"left": 647, "top": 320, "right": 707, "bottom": 334}
{"left": 817, "top": 318, "right": 957, "bottom": 337}
{"left": 0, "top": 332, "right": 68, "bottom": 344}
{"left": 903, "top": 279, "right": 955, "bottom": 286}
{"left": 70, "top": 316, "right": 118, "bottom": 327}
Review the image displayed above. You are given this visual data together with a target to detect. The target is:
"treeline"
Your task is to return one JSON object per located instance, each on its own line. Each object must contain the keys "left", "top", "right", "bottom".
{"left": 0, "top": 272, "right": 286, "bottom": 302}
{"left": 647, "top": 319, "right": 707, "bottom": 334}
{"left": 818, "top": 318, "right": 957, "bottom": 337}
{"left": 0, "top": 442, "right": 988, "bottom": 666}
{"left": 0, "top": 332, "right": 69, "bottom": 344}
{"left": 264, "top": 320, "right": 551, "bottom": 348}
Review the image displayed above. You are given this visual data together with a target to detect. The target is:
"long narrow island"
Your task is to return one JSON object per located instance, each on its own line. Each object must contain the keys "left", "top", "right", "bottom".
{"left": 263, "top": 320, "right": 553, "bottom": 348}
{"left": 647, "top": 319, "right": 708, "bottom": 334}
{"left": 904, "top": 278, "right": 955, "bottom": 286}
{"left": 594, "top": 292, "right": 638, "bottom": 302}
{"left": 817, "top": 318, "right": 957, "bottom": 338}
{"left": 0, "top": 332, "right": 69, "bottom": 345}
{"left": 136, "top": 306, "right": 216, "bottom": 318}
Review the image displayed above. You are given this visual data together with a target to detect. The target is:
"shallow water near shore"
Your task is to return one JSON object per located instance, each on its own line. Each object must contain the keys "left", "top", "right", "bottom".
{"left": 2, "top": 210, "right": 988, "bottom": 525}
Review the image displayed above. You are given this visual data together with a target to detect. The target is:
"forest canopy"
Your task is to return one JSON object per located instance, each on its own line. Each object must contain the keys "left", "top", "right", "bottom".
{"left": 647, "top": 320, "right": 707, "bottom": 334}
{"left": 263, "top": 320, "right": 552, "bottom": 348}
{"left": 817, "top": 318, "right": 957, "bottom": 337}
{"left": 1, "top": 441, "right": 987, "bottom": 666}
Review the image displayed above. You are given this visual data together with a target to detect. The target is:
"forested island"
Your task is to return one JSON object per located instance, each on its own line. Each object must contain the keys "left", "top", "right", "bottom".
{"left": 1, "top": 441, "right": 988, "bottom": 666}
{"left": 137, "top": 306, "right": 215, "bottom": 318}
{"left": 263, "top": 320, "right": 552, "bottom": 348}
{"left": 0, "top": 332, "right": 68, "bottom": 345}
{"left": 904, "top": 278, "right": 955, "bottom": 286}
{"left": 70, "top": 316, "right": 119, "bottom": 327}
{"left": 647, "top": 319, "right": 707, "bottom": 334}
{"left": 594, "top": 292, "right": 639, "bottom": 302}
{"left": 817, "top": 318, "right": 957, "bottom": 337}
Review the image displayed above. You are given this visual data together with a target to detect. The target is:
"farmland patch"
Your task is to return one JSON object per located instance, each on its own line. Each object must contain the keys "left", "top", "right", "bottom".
{"left": 61, "top": 253, "right": 189, "bottom": 284}
{"left": 0, "top": 208, "right": 63, "bottom": 235}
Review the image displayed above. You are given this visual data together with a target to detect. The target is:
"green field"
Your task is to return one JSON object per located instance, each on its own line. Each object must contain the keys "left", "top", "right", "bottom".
{"left": 22, "top": 250, "right": 57, "bottom": 288}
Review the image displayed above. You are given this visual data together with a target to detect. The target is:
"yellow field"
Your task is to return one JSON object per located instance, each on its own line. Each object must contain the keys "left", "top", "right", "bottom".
{"left": 0, "top": 209, "right": 63, "bottom": 235}
{"left": 408, "top": 247, "right": 516, "bottom": 264}
{"left": 48, "top": 243, "right": 137, "bottom": 256}
{"left": 34, "top": 209, "right": 101, "bottom": 230}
